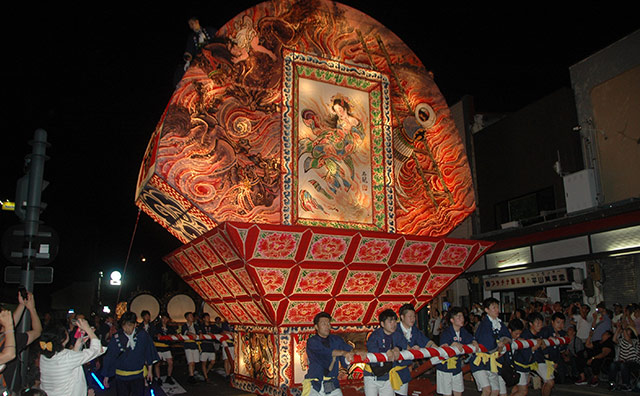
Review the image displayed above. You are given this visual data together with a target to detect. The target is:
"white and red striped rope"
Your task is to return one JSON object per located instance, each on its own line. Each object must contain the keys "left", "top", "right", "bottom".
{"left": 349, "top": 336, "right": 569, "bottom": 364}
{"left": 156, "top": 333, "right": 231, "bottom": 342}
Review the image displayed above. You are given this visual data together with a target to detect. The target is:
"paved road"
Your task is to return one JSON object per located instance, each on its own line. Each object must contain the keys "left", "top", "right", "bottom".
{"left": 87, "top": 359, "right": 631, "bottom": 396}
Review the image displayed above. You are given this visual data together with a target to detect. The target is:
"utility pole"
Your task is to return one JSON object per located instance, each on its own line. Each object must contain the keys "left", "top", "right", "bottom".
{"left": 19, "top": 128, "right": 49, "bottom": 386}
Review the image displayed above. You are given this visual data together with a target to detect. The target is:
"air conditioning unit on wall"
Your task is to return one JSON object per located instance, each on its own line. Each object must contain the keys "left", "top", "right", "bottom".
{"left": 563, "top": 169, "right": 598, "bottom": 213}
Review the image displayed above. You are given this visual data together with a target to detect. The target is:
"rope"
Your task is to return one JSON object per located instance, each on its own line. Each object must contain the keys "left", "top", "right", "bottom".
{"left": 156, "top": 333, "right": 231, "bottom": 342}
{"left": 348, "top": 336, "right": 569, "bottom": 364}
{"left": 116, "top": 208, "right": 141, "bottom": 305}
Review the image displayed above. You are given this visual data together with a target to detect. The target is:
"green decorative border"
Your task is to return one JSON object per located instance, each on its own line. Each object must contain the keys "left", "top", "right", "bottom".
{"left": 281, "top": 51, "right": 394, "bottom": 232}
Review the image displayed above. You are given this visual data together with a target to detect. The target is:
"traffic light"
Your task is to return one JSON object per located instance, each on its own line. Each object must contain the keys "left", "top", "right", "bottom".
{"left": 14, "top": 139, "right": 49, "bottom": 221}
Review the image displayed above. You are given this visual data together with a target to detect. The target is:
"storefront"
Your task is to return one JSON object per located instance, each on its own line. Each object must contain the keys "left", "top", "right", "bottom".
{"left": 463, "top": 209, "right": 640, "bottom": 315}
{"left": 481, "top": 265, "right": 585, "bottom": 318}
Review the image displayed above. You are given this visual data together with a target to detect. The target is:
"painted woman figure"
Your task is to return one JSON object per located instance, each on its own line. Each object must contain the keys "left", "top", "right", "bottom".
{"left": 300, "top": 94, "right": 365, "bottom": 195}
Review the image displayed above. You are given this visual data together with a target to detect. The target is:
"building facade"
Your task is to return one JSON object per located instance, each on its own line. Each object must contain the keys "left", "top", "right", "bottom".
{"left": 441, "top": 30, "right": 640, "bottom": 317}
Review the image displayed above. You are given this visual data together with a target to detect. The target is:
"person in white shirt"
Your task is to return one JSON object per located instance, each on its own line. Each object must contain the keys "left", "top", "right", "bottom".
{"left": 572, "top": 304, "right": 591, "bottom": 343}
{"left": 612, "top": 303, "right": 623, "bottom": 327}
{"left": 39, "top": 317, "right": 104, "bottom": 396}
{"left": 430, "top": 309, "right": 443, "bottom": 344}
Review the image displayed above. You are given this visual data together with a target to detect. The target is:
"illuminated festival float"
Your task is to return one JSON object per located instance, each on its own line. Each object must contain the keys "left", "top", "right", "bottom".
{"left": 134, "top": 1, "right": 494, "bottom": 394}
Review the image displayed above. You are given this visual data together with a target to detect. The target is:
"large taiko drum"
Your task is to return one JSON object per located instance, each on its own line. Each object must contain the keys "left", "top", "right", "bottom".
{"left": 128, "top": 292, "right": 161, "bottom": 322}
{"left": 166, "top": 293, "right": 196, "bottom": 323}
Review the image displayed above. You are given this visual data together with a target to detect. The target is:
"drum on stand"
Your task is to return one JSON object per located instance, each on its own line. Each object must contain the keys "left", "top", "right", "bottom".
{"left": 128, "top": 292, "right": 161, "bottom": 322}
{"left": 166, "top": 293, "right": 196, "bottom": 323}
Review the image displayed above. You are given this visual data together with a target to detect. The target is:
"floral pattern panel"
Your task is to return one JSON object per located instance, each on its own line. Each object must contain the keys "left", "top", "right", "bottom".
{"left": 421, "top": 274, "right": 455, "bottom": 297}
{"left": 255, "top": 268, "right": 290, "bottom": 294}
{"left": 353, "top": 238, "right": 394, "bottom": 263}
{"left": 293, "top": 270, "right": 338, "bottom": 295}
{"left": 282, "top": 301, "right": 326, "bottom": 325}
{"left": 164, "top": 222, "right": 493, "bottom": 326}
{"left": 185, "top": 247, "right": 209, "bottom": 272}
{"left": 195, "top": 240, "right": 223, "bottom": 268}
{"left": 341, "top": 271, "right": 381, "bottom": 294}
{"left": 436, "top": 244, "right": 471, "bottom": 267}
{"left": 397, "top": 241, "right": 437, "bottom": 265}
{"left": 304, "top": 234, "right": 350, "bottom": 261}
{"left": 383, "top": 272, "right": 420, "bottom": 295}
{"left": 253, "top": 231, "right": 301, "bottom": 260}
{"left": 332, "top": 301, "right": 367, "bottom": 323}
{"left": 207, "top": 233, "right": 240, "bottom": 263}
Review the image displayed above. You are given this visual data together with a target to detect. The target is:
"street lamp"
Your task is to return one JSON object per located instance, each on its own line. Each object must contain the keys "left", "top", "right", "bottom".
{"left": 110, "top": 270, "right": 122, "bottom": 286}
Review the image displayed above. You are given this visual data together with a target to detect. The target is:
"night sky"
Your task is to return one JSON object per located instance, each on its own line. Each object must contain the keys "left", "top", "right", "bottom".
{"left": 1, "top": 2, "right": 637, "bottom": 309}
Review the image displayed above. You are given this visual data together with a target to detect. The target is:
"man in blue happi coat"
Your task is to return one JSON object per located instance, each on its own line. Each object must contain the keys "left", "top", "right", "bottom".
{"left": 393, "top": 303, "right": 437, "bottom": 396}
{"left": 304, "top": 312, "right": 356, "bottom": 396}
{"left": 437, "top": 307, "right": 478, "bottom": 396}
{"left": 471, "top": 298, "right": 512, "bottom": 396}
{"left": 102, "top": 311, "right": 159, "bottom": 396}
{"left": 364, "top": 309, "right": 401, "bottom": 396}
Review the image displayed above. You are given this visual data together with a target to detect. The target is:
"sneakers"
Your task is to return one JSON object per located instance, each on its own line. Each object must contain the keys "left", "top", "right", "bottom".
{"left": 188, "top": 375, "right": 197, "bottom": 384}
{"left": 154, "top": 377, "right": 162, "bottom": 386}
{"left": 575, "top": 378, "right": 588, "bottom": 386}
{"left": 590, "top": 376, "right": 599, "bottom": 387}
{"left": 165, "top": 376, "right": 175, "bottom": 385}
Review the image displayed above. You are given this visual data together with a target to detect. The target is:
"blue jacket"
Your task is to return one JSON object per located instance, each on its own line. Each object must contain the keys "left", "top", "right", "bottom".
{"left": 393, "top": 323, "right": 431, "bottom": 384}
{"left": 305, "top": 334, "right": 352, "bottom": 392}
{"left": 539, "top": 326, "right": 567, "bottom": 362}
{"left": 181, "top": 322, "right": 203, "bottom": 350}
{"left": 436, "top": 325, "right": 474, "bottom": 374}
{"left": 513, "top": 328, "right": 537, "bottom": 372}
{"left": 365, "top": 327, "right": 396, "bottom": 380}
{"left": 152, "top": 324, "right": 176, "bottom": 353}
{"left": 200, "top": 323, "right": 216, "bottom": 352}
{"left": 102, "top": 329, "right": 159, "bottom": 380}
{"left": 471, "top": 316, "right": 510, "bottom": 372}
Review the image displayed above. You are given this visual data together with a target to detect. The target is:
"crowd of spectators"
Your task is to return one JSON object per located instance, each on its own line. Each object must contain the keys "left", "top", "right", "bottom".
{"left": 423, "top": 300, "right": 640, "bottom": 393}
{"left": 0, "top": 291, "right": 235, "bottom": 396}
{"left": 1, "top": 289, "right": 639, "bottom": 395}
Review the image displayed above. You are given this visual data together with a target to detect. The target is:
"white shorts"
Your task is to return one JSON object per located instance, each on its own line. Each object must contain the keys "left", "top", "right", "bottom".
{"left": 497, "top": 376, "right": 507, "bottom": 395}
{"left": 396, "top": 382, "right": 408, "bottom": 396}
{"left": 436, "top": 371, "right": 464, "bottom": 395}
{"left": 223, "top": 345, "right": 235, "bottom": 360}
{"left": 200, "top": 352, "right": 216, "bottom": 362}
{"left": 497, "top": 371, "right": 528, "bottom": 393}
{"left": 515, "top": 371, "right": 530, "bottom": 386}
{"left": 472, "top": 370, "right": 500, "bottom": 392}
{"left": 364, "top": 376, "right": 394, "bottom": 396}
{"left": 157, "top": 351, "right": 172, "bottom": 361}
{"left": 535, "top": 362, "right": 554, "bottom": 382}
{"left": 184, "top": 348, "right": 200, "bottom": 363}
{"left": 309, "top": 382, "right": 343, "bottom": 396}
